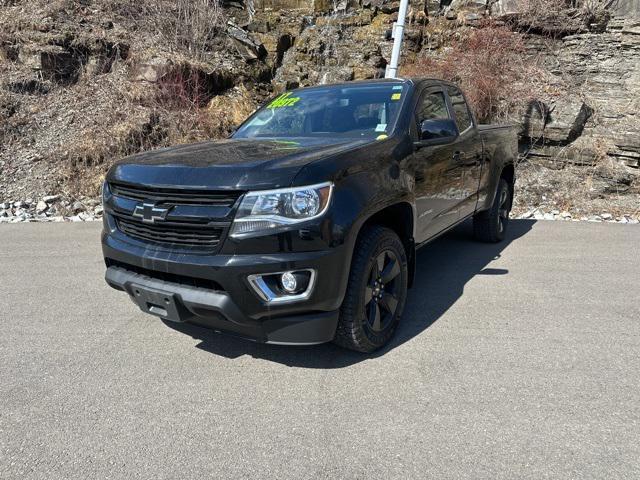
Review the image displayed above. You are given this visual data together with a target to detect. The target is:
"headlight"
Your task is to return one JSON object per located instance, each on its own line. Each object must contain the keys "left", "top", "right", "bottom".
{"left": 230, "top": 182, "right": 333, "bottom": 237}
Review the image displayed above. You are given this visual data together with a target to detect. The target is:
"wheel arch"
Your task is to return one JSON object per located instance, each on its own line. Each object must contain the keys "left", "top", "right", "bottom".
{"left": 357, "top": 201, "right": 416, "bottom": 288}
{"left": 501, "top": 162, "right": 515, "bottom": 185}
{"left": 500, "top": 163, "right": 515, "bottom": 205}
{"left": 484, "top": 161, "right": 516, "bottom": 212}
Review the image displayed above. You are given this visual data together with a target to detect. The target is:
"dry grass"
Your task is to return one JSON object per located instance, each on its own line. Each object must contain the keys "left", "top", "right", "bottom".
{"left": 55, "top": 72, "right": 259, "bottom": 198}
{"left": 519, "top": 0, "right": 572, "bottom": 17}
{"left": 61, "top": 110, "right": 166, "bottom": 196}
{"left": 513, "top": 157, "right": 639, "bottom": 218}
{"left": 200, "top": 85, "right": 257, "bottom": 137}
{"left": 517, "top": 0, "right": 608, "bottom": 17}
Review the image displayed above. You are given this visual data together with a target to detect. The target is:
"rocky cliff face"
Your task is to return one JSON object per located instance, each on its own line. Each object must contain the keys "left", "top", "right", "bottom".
{"left": 520, "top": 17, "right": 640, "bottom": 169}
{"left": 0, "top": 0, "right": 638, "bottom": 223}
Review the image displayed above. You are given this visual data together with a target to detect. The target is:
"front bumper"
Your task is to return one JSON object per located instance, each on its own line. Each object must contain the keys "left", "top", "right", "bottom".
{"left": 105, "top": 266, "right": 339, "bottom": 344}
{"left": 102, "top": 229, "right": 351, "bottom": 345}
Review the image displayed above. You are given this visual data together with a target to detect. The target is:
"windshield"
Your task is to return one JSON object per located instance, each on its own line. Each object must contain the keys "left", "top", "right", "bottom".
{"left": 233, "top": 83, "right": 407, "bottom": 139}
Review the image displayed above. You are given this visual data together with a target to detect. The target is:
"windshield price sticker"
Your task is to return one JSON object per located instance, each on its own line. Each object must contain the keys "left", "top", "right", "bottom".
{"left": 268, "top": 92, "right": 302, "bottom": 108}
{"left": 391, "top": 93, "right": 402, "bottom": 101}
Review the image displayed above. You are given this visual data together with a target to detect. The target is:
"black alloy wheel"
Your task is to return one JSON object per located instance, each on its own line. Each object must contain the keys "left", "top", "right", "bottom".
{"left": 334, "top": 226, "right": 408, "bottom": 352}
{"left": 364, "top": 250, "right": 401, "bottom": 334}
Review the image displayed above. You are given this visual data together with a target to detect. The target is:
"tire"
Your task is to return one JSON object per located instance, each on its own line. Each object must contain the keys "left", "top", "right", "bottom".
{"left": 473, "top": 177, "right": 512, "bottom": 243}
{"left": 334, "top": 226, "right": 408, "bottom": 353}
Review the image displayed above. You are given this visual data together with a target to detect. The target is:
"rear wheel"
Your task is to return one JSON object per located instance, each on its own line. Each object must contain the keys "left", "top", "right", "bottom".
{"left": 334, "top": 226, "right": 408, "bottom": 352}
{"left": 473, "top": 178, "right": 512, "bottom": 243}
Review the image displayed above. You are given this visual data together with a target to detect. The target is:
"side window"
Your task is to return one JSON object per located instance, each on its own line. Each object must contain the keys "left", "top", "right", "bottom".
{"left": 416, "top": 91, "right": 449, "bottom": 126}
{"left": 447, "top": 87, "right": 473, "bottom": 132}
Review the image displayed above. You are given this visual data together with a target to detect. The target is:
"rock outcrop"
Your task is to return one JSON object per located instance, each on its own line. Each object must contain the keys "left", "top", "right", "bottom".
{"left": 551, "top": 18, "right": 640, "bottom": 168}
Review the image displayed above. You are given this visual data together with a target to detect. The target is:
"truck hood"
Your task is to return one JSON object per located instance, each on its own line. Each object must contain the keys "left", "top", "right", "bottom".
{"left": 107, "top": 137, "right": 372, "bottom": 191}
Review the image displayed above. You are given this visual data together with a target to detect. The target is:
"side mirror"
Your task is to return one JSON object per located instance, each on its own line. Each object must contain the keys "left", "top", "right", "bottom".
{"left": 417, "top": 118, "right": 459, "bottom": 146}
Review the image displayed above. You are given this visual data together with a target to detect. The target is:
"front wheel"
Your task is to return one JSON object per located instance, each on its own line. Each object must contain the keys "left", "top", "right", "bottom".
{"left": 473, "top": 178, "right": 512, "bottom": 243}
{"left": 334, "top": 226, "right": 408, "bottom": 353}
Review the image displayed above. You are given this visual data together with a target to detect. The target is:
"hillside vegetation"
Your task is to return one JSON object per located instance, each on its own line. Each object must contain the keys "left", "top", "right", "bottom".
{"left": 0, "top": 0, "right": 639, "bottom": 222}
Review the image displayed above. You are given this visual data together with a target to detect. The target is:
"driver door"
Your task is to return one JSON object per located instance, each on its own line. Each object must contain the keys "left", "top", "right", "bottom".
{"left": 411, "top": 88, "right": 464, "bottom": 243}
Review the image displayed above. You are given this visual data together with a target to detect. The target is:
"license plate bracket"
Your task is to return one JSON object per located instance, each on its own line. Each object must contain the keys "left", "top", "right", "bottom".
{"left": 130, "top": 284, "right": 186, "bottom": 322}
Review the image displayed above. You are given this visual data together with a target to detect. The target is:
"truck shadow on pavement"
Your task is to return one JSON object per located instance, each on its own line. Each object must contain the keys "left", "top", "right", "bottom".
{"left": 164, "top": 219, "right": 536, "bottom": 368}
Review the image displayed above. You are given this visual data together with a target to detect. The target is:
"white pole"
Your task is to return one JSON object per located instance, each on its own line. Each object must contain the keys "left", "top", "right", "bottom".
{"left": 385, "top": 0, "right": 410, "bottom": 79}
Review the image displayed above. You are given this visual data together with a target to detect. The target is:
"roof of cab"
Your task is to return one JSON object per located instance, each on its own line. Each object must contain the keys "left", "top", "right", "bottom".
{"left": 410, "top": 78, "right": 459, "bottom": 88}
{"left": 288, "top": 78, "right": 411, "bottom": 92}
{"left": 286, "top": 77, "right": 456, "bottom": 93}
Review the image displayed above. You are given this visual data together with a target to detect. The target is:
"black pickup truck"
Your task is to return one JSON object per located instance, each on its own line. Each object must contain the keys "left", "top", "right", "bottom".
{"left": 102, "top": 79, "right": 517, "bottom": 352}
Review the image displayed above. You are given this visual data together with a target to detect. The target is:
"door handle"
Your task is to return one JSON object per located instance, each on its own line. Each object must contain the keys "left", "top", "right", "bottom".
{"left": 452, "top": 151, "right": 462, "bottom": 163}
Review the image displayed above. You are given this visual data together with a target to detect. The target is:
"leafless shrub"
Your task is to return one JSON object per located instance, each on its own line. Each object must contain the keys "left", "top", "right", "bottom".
{"left": 174, "top": 0, "right": 225, "bottom": 54}
{"left": 157, "top": 68, "right": 214, "bottom": 110}
{"left": 402, "top": 24, "right": 547, "bottom": 123}
{"left": 111, "top": 0, "right": 226, "bottom": 60}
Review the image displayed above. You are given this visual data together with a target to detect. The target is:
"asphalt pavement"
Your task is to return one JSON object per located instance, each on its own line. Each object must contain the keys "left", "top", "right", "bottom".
{"left": 1, "top": 220, "right": 639, "bottom": 479}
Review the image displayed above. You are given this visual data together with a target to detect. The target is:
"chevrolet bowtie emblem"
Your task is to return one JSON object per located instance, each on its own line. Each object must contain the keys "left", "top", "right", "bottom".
{"left": 132, "top": 203, "right": 170, "bottom": 224}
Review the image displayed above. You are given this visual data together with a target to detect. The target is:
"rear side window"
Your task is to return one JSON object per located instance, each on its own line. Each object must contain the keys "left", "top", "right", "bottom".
{"left": 448, "top": 87, "right": 473, "bottom": 132}
{"left": 416, "top": 91, "right": 449, "bottom": 126}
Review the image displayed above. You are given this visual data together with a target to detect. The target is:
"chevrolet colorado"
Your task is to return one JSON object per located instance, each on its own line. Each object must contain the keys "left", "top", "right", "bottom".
{"left": 102, "top": 79, "right": 517, "bottom": 352}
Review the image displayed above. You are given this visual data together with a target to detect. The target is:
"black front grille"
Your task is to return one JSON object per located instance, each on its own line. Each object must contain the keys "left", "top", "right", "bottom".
{"left": 115, "top": 217, "right": 225, "bottom": 249}
{"left": 108, "top": 182, "right": 241, "bottom": 251}
{"left": 110, "top": 182, "right": 241, "bottom": 207}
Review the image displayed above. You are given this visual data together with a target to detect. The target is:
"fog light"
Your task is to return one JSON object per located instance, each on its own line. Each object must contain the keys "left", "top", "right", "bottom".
{"left": 281, "top": 272, "right": 297, "bottom": 293}
{"left": 247, "top": 269, "right": 316, "bottom": 305}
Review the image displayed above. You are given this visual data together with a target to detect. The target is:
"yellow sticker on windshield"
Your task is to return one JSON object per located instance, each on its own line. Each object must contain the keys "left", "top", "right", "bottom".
{"left": 268, "top": 92, "right": 301, "bottom": 108}
{"left": 391, "top": 93, "right": 401, "bottom": 101}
